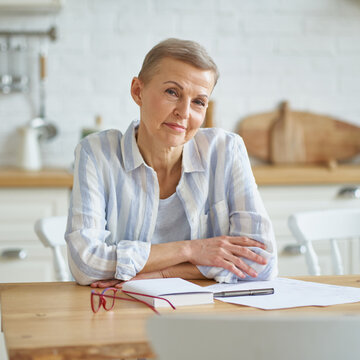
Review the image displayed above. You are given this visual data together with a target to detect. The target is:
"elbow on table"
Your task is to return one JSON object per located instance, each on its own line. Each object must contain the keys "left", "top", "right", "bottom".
{"left": 74, "top": 277, "right": 93, "bottom": 286}
{"left": 68, "top": 259, "right": 98, "bottom": 286}
{"left": 67, "top": 252, "right": 120, "bottom": 286}
{"left": 67, "top": 255, "right": 137, "bottom": 286}
{"left": 254, "top": 254, "right": 278, "bottom": 281}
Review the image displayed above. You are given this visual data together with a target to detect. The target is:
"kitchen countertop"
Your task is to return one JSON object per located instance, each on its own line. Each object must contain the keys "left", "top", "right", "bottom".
{"left": 252, "top": 164, "right": 360, "bottom": 185}
{"left": 0, "top": 164, "right": 359, "bottom": 188}
{"left": 0, "top": 167, "right": 73, "bottom": 188}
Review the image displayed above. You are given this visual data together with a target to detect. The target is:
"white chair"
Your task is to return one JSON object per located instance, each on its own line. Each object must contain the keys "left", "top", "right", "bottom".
{"left": 147, "top": 314, "right": 360, "bottom": 360}
{"left": 34, "top": 216, "right": 72, "bottom": 281}
{"left": 288, "top": 208, "right": 360, "bottom": 276}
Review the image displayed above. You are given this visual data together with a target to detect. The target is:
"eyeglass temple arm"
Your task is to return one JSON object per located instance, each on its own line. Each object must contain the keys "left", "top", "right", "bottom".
{"left": 122, "top": 290, "right": 176, "bottom": 309}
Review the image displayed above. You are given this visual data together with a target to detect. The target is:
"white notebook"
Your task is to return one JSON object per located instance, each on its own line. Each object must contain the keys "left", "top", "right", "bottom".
{"left": 122, "top": 278, "right": 214, "bottom": 308}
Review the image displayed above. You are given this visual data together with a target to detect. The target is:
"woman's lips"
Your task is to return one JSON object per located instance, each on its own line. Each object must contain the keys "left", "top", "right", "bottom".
{"left": 164, "top": 122, "right": 186, "bottom": 133}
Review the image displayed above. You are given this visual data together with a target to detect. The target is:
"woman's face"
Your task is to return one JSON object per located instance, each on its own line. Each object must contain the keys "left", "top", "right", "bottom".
{"left": 131, "top": 57, "right": 215, "bottom": 149}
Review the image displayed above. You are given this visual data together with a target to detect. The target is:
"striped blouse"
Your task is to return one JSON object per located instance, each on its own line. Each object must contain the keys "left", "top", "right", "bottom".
{"left": 65, "top": 120, "right": 278, "bottom": 285}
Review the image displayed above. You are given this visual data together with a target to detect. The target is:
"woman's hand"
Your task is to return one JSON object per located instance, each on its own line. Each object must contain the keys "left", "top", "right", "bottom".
{"left": 90, "top": 279, "right": 123, "bottom": 288}
{"left": 90, "top": 236, "right": 267, "bottom": 287}
{"left": 90, "top": 263, "right": 207, "bottom": 288}
{"left": 188, "top": 236, "right": 267, "bottom": 279}
{"left": 90, "top": 271, "right": 166, "bottom": 289}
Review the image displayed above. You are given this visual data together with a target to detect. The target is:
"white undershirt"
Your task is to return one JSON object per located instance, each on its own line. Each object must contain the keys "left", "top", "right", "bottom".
{"left": 151, "top": 192, "right": 191, "bottom": 244}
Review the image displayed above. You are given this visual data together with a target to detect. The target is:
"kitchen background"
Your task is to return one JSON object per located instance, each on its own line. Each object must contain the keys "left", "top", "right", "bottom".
{"left": 0, "top": 0, "right": 360, "bottom": 168}
{"left": 0, "top": 0, "right": 360, "bottom": 277}
{"left": 1, "top": 2, "right": 360, "bottom": 358}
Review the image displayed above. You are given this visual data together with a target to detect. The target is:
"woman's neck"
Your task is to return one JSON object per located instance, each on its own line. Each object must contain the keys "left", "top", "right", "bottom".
{"left": 136, "top": 125, "right": 183, "bottom": 198}
{"left": 136, "top": 125, "right": 183, "bottom": 176}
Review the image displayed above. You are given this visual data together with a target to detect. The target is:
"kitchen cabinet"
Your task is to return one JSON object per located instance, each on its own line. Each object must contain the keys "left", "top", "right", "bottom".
{"left": 1, "top": 165, "right": 359, "bottom": 280}
{"left": 0, "top": 168, "right": 72, "bottom": 283}
{"left": 255, "top": 165, "right": 360, "bottom": 276}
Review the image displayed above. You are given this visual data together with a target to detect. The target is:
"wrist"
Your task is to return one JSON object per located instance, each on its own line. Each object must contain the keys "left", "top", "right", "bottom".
{"left": 181, "top": 240, "right": 193, "bottom": 263}
{"left": 162, "top": 263, "right": 206, "bottom": 280}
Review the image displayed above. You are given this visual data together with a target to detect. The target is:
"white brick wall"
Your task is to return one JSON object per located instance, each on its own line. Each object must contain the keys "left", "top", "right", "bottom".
{"left": 0, "top": 0, "right": 359, "bottom": 167}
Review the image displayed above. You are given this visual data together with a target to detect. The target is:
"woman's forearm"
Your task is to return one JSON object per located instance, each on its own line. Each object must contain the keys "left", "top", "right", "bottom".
{"left": 139, "top": 236, "right": 267, "bottom": 279}
{"left": 138, "top": 241, "right": 192, "bottom": 274}
{"left": 161, "top": 262, "right": 207, "bottom": 280}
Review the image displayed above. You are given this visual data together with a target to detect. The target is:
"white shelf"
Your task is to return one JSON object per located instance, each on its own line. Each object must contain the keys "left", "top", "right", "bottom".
{"left": 0, "top": 0, "right": 63, "bottom": 13}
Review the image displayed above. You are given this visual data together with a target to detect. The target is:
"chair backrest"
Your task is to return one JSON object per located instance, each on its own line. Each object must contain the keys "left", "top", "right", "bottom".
{"left": 34, "top": 216, "right": 71, "bottom": 281}
{"left": 288, "top": 208, "right": 360, "bottom": 275}
{"left": 147, "top": 314, "right": 360, "bottom": 360}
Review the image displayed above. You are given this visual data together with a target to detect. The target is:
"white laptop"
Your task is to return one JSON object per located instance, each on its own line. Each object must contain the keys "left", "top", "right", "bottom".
{"left": 147, "top": 314, "right": 360, "bottom": 360}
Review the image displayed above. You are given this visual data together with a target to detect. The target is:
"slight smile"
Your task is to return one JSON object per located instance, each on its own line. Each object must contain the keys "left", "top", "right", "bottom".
{"left": 163, "top": 122, "right": 187, "bottom": 133}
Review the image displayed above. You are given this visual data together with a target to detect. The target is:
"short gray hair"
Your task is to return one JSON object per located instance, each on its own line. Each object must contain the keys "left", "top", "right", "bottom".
{"left": 138, "top": 38, "right": 219, "bottom": 87}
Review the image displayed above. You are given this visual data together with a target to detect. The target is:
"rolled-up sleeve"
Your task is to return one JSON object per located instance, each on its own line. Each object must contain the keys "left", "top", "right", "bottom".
{"left": 65, "top": 140, "right": 151, "bottom": 285}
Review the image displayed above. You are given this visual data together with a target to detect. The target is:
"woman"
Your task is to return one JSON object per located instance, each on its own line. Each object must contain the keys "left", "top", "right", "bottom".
{"left": 65, "top": 38, "right": 277, "bottom": 288}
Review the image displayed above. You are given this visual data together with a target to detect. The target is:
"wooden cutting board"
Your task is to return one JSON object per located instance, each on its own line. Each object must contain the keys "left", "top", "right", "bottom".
{"left": 238, "top": 102, "right": 360, "bottom": 165}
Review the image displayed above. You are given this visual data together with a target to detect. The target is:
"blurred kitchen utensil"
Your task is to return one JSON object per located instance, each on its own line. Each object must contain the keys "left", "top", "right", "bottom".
{"left": 238, "top": 101, "right": 360, "bottom": 165}
{"left": 28, "top": 50, "right": 57, "bottom": 140}
{"left": 17, "top": 50, "right": 57, "bottom": 171}
{"left": 270, "top": 101, "right": 306, "bottom": 164}
{"left": 17, "top": 124, "right": 42, "bottom": 170}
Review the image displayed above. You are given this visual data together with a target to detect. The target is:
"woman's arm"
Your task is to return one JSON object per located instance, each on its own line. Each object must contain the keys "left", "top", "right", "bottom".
{"left": 196, "top": 134, "right": 278, "bottom": 283}
{"left": 139, "top": 236, "right": 267, "bottom": 279}
{"left": 135, "top": 262, "right": 207, "bottom": 281}
{"left": 91, "top": 262, "right": 205, "bottom": 288}
{"left": 66, "top": 140, "right": 152, "bottom": 285}
{"left": 90, "top": 236, "right": 267, "bottom": 288}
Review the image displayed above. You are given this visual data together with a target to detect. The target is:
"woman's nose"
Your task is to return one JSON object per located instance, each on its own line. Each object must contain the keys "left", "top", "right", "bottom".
{"left": 174, "top": 99, "right": 190, "bottom": 120}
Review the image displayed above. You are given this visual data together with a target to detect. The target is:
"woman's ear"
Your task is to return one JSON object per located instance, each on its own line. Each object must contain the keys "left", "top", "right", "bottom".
{"left": 131, "top": 77, "right": 143, "bottom": 106}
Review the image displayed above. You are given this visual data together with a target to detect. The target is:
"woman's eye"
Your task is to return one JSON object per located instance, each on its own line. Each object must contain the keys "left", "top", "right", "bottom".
{"left": 193, "top": 99, "right": 206, "bottom": 107}
{"left": 165, "top": 89, "right": 178, "bottom": 96}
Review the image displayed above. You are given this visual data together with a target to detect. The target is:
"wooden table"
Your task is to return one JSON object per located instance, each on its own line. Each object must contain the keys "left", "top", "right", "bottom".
{"left": 1, "top": 276, "right": 360, "bottom": 360}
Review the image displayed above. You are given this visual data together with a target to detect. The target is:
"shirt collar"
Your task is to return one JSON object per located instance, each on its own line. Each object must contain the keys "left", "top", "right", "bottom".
{"left": 182, "top": 135, "right": 205, "bottom": 173}
{"left": 121, "top": 120, "right": 205, "bottom": 173}
{"left": 121, "top": 120, "right": 145, "bottom": 172}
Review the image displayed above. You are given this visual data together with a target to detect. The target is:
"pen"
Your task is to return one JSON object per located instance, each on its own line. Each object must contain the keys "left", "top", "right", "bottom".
{"left": 214, "top": 287, "right": 274, "bottom": 297}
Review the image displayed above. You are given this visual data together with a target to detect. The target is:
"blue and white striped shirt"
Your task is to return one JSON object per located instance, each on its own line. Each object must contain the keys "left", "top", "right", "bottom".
{"left": 65, "top": 120, "right": 278, "bottom": 285}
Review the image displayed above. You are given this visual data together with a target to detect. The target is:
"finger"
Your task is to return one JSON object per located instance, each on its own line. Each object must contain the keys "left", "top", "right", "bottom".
{"left": 212, "top": 256, "right": 246, "bottom": 279}
{"left": 90, "top": 280, "right": 115, "bottom": 288}
{"left": 94, "top": 279, "right": 121, "bottom": 288}
{"left": 231, "top": 237, "right": 266, "bottom": 249}
{"left": 96, "top": 282, "right": 111, "bottom": 288}
{"left": 228, "top": 255, "right": 258, "bottom": 278}
{"left": 228, "top": 245, "right": 267, "bottom": 265}
{"left": 218, "top": 251, "right": 258, "bottom": 278}
{"left": 223, "top": 261, "right": 246, "bottom": 279}
{"left": 230, "top": 237, "right": 266, "bottom": 249}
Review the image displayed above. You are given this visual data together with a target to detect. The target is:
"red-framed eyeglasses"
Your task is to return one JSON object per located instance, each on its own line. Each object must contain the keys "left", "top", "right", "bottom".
{"left": 90, "top": 287, "right": 176, "bottom": 315}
